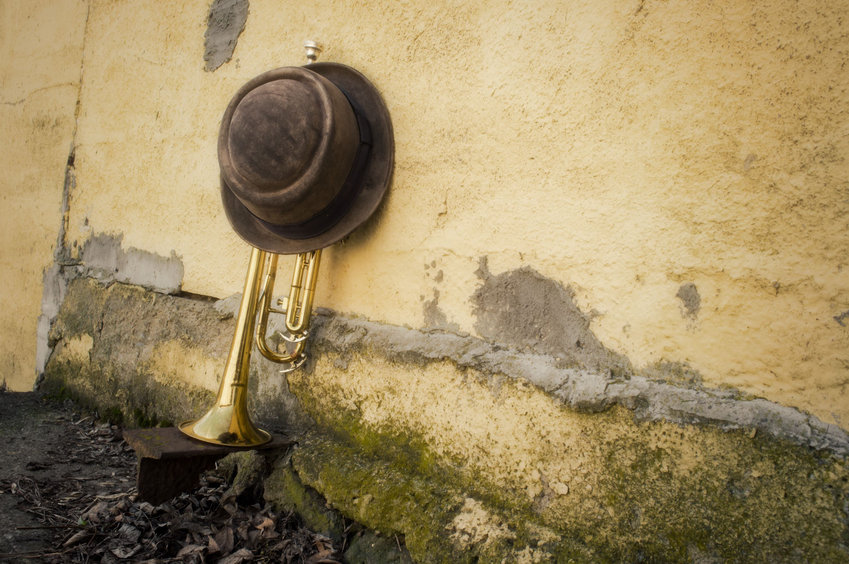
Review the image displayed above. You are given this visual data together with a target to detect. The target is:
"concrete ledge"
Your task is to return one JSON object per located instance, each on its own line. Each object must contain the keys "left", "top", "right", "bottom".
{"left": 312, "top": 313, "right": 849, "bottom": 457}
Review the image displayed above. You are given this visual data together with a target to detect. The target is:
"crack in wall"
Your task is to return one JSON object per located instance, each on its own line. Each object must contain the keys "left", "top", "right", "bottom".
{"left": 35, "top": 1, "right": 93, "bottom": 388}
{"left": 1, "top": 82, "right": 80, "bottom": 106}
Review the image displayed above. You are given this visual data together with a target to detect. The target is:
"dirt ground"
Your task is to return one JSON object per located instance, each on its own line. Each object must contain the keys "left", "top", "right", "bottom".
{"left": 0, "top": 391, "right": 340, "bottom": 563}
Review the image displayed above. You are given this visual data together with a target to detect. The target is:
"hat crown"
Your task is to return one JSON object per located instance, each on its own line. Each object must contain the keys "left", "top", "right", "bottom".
{"left": 219, "top": 67, "right": 358, "bottom": 226}
{"left": 227, "top": 80, "right": 323, "bottom": 192}
{"left": 218, "top": 63, "right": 394, "bottom": 254}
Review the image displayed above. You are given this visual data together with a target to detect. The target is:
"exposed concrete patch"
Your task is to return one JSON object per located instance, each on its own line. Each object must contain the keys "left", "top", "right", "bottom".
{"left": 448, "top": 497, "right": 516, "bottom": 549}
{"left": 641, "top": 360, "right": 703, "bottom": 387}
{"left": 472, "top": 257, "right": 631, "bottom": 376}
{"left": 35, "top": 146, "right": 78, "bottom": 384}
{"left": 41, "top": 277, "right": 308, "bottom": 431}
{"left": 311, "top": 313, "right": 849, "bottom": 456}
{"left": 37, "top": 230, "right": 183, "bottom": 386}
{"left": 80, "top": 233, "right": 183, "bottom": 294}
{"left": 213, "top": 293, "right": 241, "bottom": 320}
{"left": 204, "top": 0, "right": 249, "bottom": 72}
{"left": 36, "top": 263, "right": 69, "bottom": 379}
{"left": 423, "top": 289, "right": 460, "bottom": 333}
{"left": 677, "top": 282, "right": 701, "bottom": 318}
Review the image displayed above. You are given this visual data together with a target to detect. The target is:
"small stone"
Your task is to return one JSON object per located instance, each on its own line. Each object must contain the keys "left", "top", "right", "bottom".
{"left": 551, "top": 482, "right": 570, "bottom": 496}
{"left": 360, "top": 493, "right": 373, "bottom": 509}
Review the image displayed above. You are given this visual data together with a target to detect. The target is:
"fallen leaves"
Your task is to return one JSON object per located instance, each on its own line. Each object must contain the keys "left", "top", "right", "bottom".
{"left": 1, "top": 406, "right": 342, "bottom": 563}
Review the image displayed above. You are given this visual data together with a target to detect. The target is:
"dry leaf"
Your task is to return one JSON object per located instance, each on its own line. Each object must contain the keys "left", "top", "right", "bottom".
{"left": 214, "top": 525, "right": 235, "bottom": 554}
{"left": 111, "top": 544, "right": 142, "bottom": 559}
{"left": 217, "top": 547, "right": 254, "bottom": 564}
{"left": 207, "top": 535, "right": 221, "bottom": 555}
{"left": 63, "top": 529, "right": 92, "bottom": 547}
{"left": 82, "top": 500, "right": 110, "bottom": 523}
{"left": 176, "top": 543, "right": 205, "bottom": 556}
{"left": 256, "top": 516, "right": 275, "bottom": 531}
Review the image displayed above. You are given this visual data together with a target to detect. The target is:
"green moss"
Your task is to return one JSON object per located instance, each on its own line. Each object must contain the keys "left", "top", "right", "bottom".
{"left": 280, "top": 390, "right": 582, "bottom": 562}
{"left": 574, "top": 415, "right": 849, "bottom": 562}
{"left": 264, "top": 453, "right": 346, "bottom": 542}
{"left": 291, "top": 433, "right": 468, "bottom": 562}
{"left": 286, "top": 358, "right": 849, "bottom": 562}
{"left": 101, "top": 406, "right": 125, "bottom": 425}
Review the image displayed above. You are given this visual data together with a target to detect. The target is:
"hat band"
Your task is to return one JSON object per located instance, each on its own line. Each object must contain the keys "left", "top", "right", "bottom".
{"left": 249, "top": 92, "right": 373, "bottom": 241}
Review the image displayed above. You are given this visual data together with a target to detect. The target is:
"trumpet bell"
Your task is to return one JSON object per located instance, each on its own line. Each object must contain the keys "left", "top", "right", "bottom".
{"left": 179, "top": 403, "right": 271, "bottom": 447}
{"left": 180, "top": 247, "right": 274, "bottom": 447}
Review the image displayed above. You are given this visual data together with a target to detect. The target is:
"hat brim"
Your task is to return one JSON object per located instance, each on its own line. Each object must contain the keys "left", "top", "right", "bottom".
{"left": 220, "top": 62, "right": 394, "bottom": 254}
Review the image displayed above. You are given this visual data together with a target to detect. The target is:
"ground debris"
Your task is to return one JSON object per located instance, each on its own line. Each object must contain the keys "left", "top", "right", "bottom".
{"left": 0, "top": 394, "right": 341, "bottom": 563}
{"left": 3, "top": 464, "right": 343, "bottom": 564}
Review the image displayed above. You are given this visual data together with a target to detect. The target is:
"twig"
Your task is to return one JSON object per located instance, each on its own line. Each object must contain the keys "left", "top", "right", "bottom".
{"left": 16, "top": 524, "right": 86, "bottom": 530}
{"left": 0, "top": 549, "right": 73, "bottom": 559}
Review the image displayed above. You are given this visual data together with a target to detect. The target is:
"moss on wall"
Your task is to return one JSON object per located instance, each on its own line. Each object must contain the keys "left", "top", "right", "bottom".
{"left": 284, "top": 352, "right": 849, "bottom": 562}
{"left": 288, "top": 409, "right": 849, "bottom": 562}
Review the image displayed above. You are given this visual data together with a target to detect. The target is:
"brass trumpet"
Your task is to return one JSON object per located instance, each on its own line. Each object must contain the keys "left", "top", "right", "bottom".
{"left": 179, "top": 247, "right": 321, "bottom": 446}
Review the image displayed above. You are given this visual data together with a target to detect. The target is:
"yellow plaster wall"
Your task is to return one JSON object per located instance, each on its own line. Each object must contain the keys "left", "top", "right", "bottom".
{"left": 5, "top": 0, "right": 849, "bottom": 429}
{"left": 0, "top": 0, "right": 88, "bottom": 390}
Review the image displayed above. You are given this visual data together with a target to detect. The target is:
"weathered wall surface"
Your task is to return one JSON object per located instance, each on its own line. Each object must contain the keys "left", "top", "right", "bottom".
{"left": 4, "top": 0, "right": 849, "bottom": 560}
{"left": 0, "top": 0, "right": 88, "bottom": 390}
{"left": 43, "top": 277, "right": 849, "bottom": 561}
{"left": 8, "top": 0, "right": 849, "bottom": 423}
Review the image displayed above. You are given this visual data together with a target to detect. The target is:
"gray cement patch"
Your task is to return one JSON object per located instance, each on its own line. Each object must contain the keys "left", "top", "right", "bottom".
{"left": 471, "top": 257, "right": 631, "bottom": 376}
{"left": 80, "top": 233, "right": 183, "bottom": 294}
{"left": 204, "top": 0, "right": 249, "bottom": 72}
{"left": 423, "top": 289, "right": 460, "bottom": 333}
{"left": 676, "top": 282, "right": 701, "bottom": 318}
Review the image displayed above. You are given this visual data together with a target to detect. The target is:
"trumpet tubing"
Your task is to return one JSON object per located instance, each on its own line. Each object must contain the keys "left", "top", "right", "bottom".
{"left": 179, "top": 247, "right": 322, "bottom": 446}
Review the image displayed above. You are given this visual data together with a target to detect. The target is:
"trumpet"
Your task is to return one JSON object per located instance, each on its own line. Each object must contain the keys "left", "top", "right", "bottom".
{"left": 179, "top": 247, "right": 321, "bottom": 446}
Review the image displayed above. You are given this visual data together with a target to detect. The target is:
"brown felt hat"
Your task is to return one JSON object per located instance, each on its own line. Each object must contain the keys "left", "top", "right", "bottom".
{"left": 218, "top": 63, "right": 394, "bottom": 254}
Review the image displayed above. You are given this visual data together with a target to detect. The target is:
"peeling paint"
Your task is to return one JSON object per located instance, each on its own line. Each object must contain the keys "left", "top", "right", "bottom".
{"left": 80, "top": 233, "right": 183, "bottom": 294}
{"left": 472, "top": 258, "right": 631, "bottom": 375}
{"left": 203, "top": 0, "right": 249, "bottom": 72}
{"left": 676, "top": 282, "right": 701, "bottom": 319}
